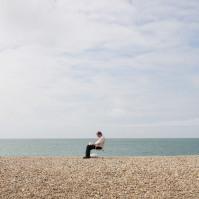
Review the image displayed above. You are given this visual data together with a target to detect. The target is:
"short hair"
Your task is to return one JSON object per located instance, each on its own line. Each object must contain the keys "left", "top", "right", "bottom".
{"left": 97, "top": 131, "right": 102, "bottom": 136}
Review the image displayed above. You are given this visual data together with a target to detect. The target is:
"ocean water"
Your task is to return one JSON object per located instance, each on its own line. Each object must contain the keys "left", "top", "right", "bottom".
{"left": 0, "top": 138, "right": 199, "bottom": 157}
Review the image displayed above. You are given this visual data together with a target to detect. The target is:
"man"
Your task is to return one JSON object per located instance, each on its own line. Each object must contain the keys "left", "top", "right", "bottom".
{"left": 83, "top": 131, "right": 105, "bottom": 159}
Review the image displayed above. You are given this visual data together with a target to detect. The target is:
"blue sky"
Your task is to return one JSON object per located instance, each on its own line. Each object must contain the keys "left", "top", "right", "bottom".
{"left": 0, "top": 0, "right": 199, "bottom": 138}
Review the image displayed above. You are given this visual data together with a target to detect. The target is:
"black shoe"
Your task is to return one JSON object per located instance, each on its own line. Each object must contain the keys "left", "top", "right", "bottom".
{"left": 83, "top": 156, "right": 90, "bottom": 159}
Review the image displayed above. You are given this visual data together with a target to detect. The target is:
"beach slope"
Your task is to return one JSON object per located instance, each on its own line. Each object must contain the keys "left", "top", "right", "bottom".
{"left": 0, "top": 156, "right": 199, "bottom": 198}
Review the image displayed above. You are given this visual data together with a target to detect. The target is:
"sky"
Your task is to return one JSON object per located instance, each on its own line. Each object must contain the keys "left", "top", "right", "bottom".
{"left": 0, "top": 0, "right": 199, "bottom": 138}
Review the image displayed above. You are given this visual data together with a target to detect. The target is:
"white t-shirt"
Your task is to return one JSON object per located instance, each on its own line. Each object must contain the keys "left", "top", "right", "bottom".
{"left": 95, "top": 136, "right": 105, "bottom": 148}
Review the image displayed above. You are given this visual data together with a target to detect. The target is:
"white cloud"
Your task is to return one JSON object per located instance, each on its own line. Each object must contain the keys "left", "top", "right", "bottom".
{"left": 0, "top": 0, "right": 199, "bottom": 137}
{"left": 191, "top": 75, "right": 199, "bottom": 88}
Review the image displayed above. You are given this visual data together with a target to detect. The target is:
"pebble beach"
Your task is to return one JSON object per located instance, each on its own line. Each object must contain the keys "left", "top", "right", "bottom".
{"left": 0, "top": 156, "right": 199, "bottom": 199}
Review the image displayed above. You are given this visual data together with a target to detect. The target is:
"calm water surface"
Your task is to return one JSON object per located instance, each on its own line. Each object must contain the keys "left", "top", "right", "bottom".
{"left": 0, "top": 138, "right": 199, "bottom": 156}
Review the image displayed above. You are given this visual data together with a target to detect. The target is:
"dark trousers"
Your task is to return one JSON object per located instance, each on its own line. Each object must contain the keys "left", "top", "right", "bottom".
{"left": 85, "top": 144, "right": 102, "bottom": 157}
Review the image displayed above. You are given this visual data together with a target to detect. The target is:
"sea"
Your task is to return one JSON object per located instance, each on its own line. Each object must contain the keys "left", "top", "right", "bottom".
{"left": 0, "top": 138, "right": 199, "bottom": 157}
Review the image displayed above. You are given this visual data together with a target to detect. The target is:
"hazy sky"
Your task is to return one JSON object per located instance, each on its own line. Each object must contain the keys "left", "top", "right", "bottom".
{"left": 0, "top": 0, "right": 199, "bottom": 138}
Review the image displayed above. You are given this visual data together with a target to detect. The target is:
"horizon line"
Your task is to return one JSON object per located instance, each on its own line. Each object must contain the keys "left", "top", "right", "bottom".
{"left": 0, "top": 137, "right": 199, "bottom": 139}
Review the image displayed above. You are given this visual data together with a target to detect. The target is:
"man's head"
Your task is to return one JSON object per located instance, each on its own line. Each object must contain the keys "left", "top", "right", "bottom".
{"left": 96, "top": 131, "right": 102, "bottom": 137}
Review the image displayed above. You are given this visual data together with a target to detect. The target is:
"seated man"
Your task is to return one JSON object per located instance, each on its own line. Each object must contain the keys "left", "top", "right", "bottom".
{"left": 83, "top": 131, "right": 105, "bottom": 159}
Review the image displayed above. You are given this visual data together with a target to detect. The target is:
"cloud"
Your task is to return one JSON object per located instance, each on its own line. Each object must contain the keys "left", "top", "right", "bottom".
{"left": 191, "top": 74, "right": 199, "bottom": 88}
{"left": 0, "top": 0, "right": 199, "bottom": 137}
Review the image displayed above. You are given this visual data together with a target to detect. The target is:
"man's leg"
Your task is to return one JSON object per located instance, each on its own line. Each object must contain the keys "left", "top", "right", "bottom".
{"left": 85, "top": 144, "right": 95, "bottom": 158}
{"left": 95, "top": 146, "right": 102, "bottom": 150}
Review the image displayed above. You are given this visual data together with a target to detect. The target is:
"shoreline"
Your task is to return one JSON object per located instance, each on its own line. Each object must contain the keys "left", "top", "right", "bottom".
{"left": 0, "top": 156, "right": 199, "bottom": 198}
{"left": 0, "top": 154, "right": 199, "bottom": 158}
